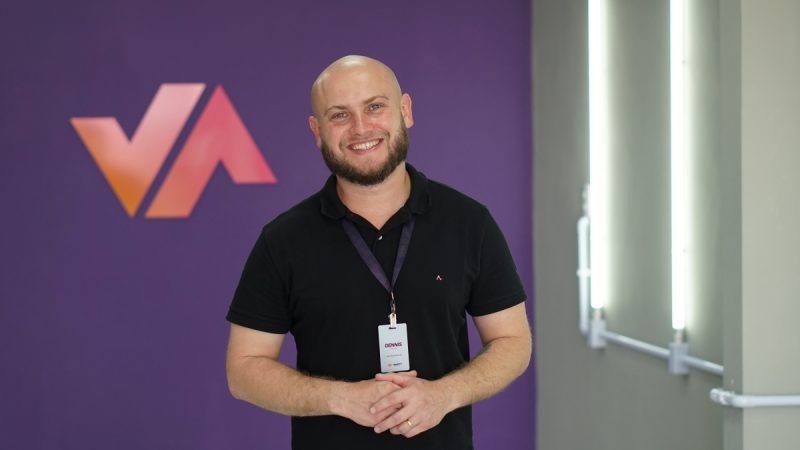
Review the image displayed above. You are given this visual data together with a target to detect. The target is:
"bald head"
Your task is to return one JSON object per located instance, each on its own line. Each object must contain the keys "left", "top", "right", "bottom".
{"left": 310, "top": 55, "right": 403, "bottom": 118}
{"left": 306, "top": 55, "right": 414, "bottom": 185}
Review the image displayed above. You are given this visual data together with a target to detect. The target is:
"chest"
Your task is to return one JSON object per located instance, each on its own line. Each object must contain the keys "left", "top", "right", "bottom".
{"left": 284, "top": 221, "right": 478, "bottom": 334}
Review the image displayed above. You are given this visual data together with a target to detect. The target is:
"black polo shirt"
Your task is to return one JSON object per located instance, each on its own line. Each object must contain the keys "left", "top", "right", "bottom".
{"left": 227, "top": 163, "right": 526, "bottom": 450}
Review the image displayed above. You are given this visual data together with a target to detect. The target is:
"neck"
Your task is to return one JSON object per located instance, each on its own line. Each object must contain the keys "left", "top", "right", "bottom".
{"left": 336, "top": 163, "right": 410, "bottom": 229}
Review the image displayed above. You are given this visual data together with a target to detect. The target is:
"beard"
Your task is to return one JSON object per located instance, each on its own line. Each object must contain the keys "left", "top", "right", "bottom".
{"left": 320, "top": 123, "right": 409, "bottom": 186}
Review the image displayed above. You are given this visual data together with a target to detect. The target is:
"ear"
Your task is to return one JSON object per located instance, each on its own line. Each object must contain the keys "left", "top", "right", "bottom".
{"left": 400, "top": 93, "right": 414, "bottom": 129}
{"left": 308, "top": 115, "right": 322, "bottom": 148}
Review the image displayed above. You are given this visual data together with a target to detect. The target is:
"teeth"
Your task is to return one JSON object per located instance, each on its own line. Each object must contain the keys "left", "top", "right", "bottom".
{"left": 351, "top": 140, "right": 380, "bottom": 151}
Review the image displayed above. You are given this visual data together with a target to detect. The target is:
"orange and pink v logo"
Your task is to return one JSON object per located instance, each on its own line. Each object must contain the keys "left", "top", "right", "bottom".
{"left": 71, "top": 84, "right": 276, "bottom": 218}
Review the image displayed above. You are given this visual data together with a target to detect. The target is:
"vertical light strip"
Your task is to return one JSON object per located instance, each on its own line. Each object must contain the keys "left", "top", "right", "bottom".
{"left": 589, "top": 0, "right": 609, "bottom": 310}
{"left": 671, "top": 0, "right": 688, "bottom": 330}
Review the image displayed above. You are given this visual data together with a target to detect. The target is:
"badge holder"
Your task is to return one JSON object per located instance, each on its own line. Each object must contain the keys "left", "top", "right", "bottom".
{"left": 377, "top": 296, "right": 410, "bottom": 372}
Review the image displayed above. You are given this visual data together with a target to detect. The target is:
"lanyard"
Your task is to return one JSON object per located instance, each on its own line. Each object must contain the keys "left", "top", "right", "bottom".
{"left": 341, "top": 217, "right": 415, "bottom": 327}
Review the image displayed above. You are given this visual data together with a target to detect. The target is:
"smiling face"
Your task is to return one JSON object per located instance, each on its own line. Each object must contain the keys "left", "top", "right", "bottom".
{"left": 309, "top": 56, "right": 414, "bottom": 186}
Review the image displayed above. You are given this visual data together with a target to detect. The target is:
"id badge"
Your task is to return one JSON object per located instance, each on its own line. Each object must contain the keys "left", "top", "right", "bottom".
{"left": 378, "top": 323, "right": 410, "bottom": 373}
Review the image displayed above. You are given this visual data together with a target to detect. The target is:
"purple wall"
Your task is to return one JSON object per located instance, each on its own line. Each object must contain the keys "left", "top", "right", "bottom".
{"left": 0, "top": 1, "right": 533, "bottom": 448}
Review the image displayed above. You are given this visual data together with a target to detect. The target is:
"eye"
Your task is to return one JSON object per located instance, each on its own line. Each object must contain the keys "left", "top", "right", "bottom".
{"left": 367, "top": 103, "right": 384, "bottom": 112}
{"left": 330, "top": 111, "right": 349, "bottom": 121}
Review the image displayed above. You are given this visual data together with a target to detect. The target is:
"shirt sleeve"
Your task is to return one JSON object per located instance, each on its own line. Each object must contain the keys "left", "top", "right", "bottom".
{"left": 226, "top": 229, "right": 292, "bottom": 334}
{"left": 466, "top": 209, "right": 527, "bottom": 317}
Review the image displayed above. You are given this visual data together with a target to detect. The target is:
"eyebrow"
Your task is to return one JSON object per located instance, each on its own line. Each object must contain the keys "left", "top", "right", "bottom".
{"left": 323, "top": 95, "right": 391, "bottom": 116}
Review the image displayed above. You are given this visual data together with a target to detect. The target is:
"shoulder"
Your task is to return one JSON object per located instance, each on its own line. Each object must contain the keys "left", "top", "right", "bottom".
{"left": 259, "top": 192, "right": 327, "bottom": 242}
{"left": 426, "top": 177, "right": 490, "bottom": 220}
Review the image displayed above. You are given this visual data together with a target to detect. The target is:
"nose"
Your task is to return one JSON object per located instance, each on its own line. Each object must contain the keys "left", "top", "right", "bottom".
{"left": 350, "top": 112, "right": 370, "bottom": 136}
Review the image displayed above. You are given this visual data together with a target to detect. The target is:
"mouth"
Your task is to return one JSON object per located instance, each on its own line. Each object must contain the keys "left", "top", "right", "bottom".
{"left": 347, "top": 138, "right": 383, "bottom": 153}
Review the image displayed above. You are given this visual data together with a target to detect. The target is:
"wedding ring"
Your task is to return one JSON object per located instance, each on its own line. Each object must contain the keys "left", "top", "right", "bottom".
{"left": 406, "top": 420, "right": 413, "bottom": 428}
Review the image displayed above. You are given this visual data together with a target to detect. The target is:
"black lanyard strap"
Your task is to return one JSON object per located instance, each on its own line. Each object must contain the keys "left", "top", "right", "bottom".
{"left": 341, "top": 217, "right": 415, "bottom": 316}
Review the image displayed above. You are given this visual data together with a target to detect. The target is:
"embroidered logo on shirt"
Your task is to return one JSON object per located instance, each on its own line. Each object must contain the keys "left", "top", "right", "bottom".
{"left": 435, "top": 275, "right": 443, "bottom": 281}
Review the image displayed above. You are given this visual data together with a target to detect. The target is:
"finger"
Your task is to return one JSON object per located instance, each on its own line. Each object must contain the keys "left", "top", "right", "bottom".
{"left": 375, "top": 371, "right": 417, "bottom": 385}
{"left": 369, "top": 389, "right": 408, "bottom": 415}
{"left": 374, "top": 379, "right": 403, "bottom": 394}
{"left": 373, "top": 408, "right": 413, "bottom": 434}
{"left": 389, "top": 415, "right": 419, "bottom": 436}
{"left": 371, "top": 403, "right": 402, "bottom": 424}
{"left": 375, "top": 370, "right": 417, "bottom": 380}
{"left": 403, "top": 424, "right": 425, "bottom": 439}
{"left": 394, "top": 413, "right": 431, "bottom": 438}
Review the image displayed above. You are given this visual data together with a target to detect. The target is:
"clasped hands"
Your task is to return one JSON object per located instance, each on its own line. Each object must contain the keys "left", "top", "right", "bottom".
{"left": 340, "top": 370, "right": 451, "bottom": 439}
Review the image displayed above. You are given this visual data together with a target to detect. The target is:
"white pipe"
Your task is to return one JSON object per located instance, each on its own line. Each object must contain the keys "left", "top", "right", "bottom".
{"left": 599, "top": 329, "right": 670, "bottom": 360}
{"left": 592, "top": 321, "right": 723, "bottom": 376}
{"left": 683, "top": 354, "right": 723, "bottom": 376}
{"left": 710, "top": 388, "right": 800, "bottom": 408}
{"left": 577, "top": 214, "right": 590, "bottom": 336}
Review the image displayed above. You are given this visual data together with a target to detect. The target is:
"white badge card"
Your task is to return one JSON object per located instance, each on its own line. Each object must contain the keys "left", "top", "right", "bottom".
{"left": 378, "top": 323, "right": 411, "bottom": 373}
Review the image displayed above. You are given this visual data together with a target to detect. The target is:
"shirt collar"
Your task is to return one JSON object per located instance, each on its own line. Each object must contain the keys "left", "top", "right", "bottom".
{"left": 320, "top": 162, "right": 431, "bottom": 220}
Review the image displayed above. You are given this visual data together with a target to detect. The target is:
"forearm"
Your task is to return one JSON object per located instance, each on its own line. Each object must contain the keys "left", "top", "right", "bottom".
{"left": 227, "top": 356, "right": 344, "bottom": 417}
{"left": 435, "top": 333, "right": 532, "bottom": 412}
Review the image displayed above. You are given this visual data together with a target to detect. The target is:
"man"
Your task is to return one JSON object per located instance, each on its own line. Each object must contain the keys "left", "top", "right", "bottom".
{"left": 226, "top": 55, "right": 531, "bottom": 450}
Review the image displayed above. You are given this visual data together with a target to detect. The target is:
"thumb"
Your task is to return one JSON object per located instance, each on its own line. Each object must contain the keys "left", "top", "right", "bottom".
{"left": 375, "top": 370, "right": 418, "bottom": 386}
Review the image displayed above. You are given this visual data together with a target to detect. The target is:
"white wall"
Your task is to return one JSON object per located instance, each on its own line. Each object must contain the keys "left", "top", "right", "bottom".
{"left": 730, "top": 0, "right": 800, "bottom": 448}
{"left": 533, "top": 0, "right": 726, "bottom": 449}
